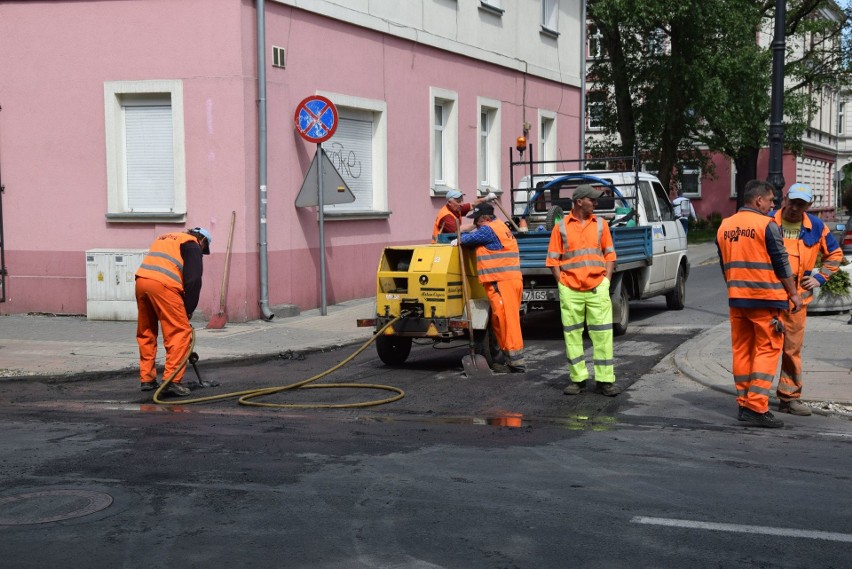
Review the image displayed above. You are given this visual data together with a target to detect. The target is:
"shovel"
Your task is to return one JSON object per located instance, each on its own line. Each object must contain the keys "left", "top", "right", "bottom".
{"left": 207, "top": 211, "right": 235, "bottom": 330}
{"left": 491, "top": 199, "right": 521, "bottom": 232}
{"left": 456, "top": 227, "right": 491, "bottom": 377}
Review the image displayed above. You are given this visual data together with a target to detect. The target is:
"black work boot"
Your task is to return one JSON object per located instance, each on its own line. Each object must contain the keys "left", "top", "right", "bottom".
{"left": 165, "top": 382, "right": 191, "bottom": 397}
{"left": 596, "top": 382, "right": 622, "bottom": 397}
{"left": 563, "top": 380, "right": 587, "bottom": 395}
{"left": 740, "top": 407, "right": 784, "bottom": 428}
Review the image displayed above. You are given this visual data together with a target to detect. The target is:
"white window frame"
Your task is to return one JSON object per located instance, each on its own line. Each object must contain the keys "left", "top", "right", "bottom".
{"left": 430, "top": 87, "right": 459, "bottom": 195}
{"left": 104, "top": 80, "right": 186, "bottom": 221}
{"left": 477, "top": 98, "right": 501, "bottom": 193}
{"left": 588, "top": 25, "right": 604, "bottom": 59}
{"left": 317, "top": 91, "right": 388, "bottom": 217}
{"left": 541, "top": 0, "right": 558, "bottom": 35}
{"left": 587, "top": 91, "right": 606, "bottom": 131}
{"left": 679, "top": 163, "right": 701, "bottom": 198}
{"left": 538, "top": 109, "right": 557, "bottom": 174}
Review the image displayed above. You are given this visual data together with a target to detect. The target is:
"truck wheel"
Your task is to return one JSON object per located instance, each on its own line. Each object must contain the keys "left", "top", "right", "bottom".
{"left": 375, "top": 335, "right": 412, "bottom": 365}
{"left": 545, "top": 206, "right": 564, "bottom": 231}
{"left": 666, "top": 265, "right": 686, "bottom": 310}
{"left": 473, "top": 326, "right": 500, "bottom": 366}
{"left": 612, "top": 285, "right": 629, "bottom": 336}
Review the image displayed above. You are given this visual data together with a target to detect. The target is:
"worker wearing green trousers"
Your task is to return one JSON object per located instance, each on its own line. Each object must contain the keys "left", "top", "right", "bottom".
{"left": 557, "top": 280, "right": 615, "bottom": 384}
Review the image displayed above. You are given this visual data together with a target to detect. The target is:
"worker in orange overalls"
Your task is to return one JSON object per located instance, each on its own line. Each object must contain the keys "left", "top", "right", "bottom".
{"left": 546, "top": 184, "right": 620, "bottom": 397}
{"left": 772, "top": 183, "right": 843, "bottom": 416}
{"left": 431, "top": 190, "right": 495, "bottom": 243}
{"left": 456, "top": 203, "right": 525, "bottom": 372}
{"left": 135, "top": 227, "right": 212, "bottom": 396}
{"left": 716, "top": 180, "right": 801, "bottom": 428}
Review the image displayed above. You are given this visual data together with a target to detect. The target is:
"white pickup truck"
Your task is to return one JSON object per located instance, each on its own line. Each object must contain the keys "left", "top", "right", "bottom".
{"left": 509, "top": 165, "right": 690, "bottom": 335}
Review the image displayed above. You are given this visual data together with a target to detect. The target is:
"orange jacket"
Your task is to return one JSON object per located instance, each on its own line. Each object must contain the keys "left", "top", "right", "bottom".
{"left": 772, "top": 210, "right": 843, "bottom": 305}
{"left": 717, "top": 209, "right": 791, "bottom": 307}
{"left": 135, "top": 232, "right": 198, "bottom": 292}
{"left": 474, "top": 220, "right": 521, "bottom": 283}
{"left": 432, "top": 203, "right": 472, "bottom": 242}
{"left": 546, "top": 212, "right": 616, "bottom": 291}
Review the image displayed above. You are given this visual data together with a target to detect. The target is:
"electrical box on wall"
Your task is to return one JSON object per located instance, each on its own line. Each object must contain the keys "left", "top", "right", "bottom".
{"left": 85, "top": 249, "right": 148, "bottom": 321}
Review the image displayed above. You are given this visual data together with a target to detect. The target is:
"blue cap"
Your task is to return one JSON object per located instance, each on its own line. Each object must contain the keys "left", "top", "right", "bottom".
{"left": 190, "top": 227, "right": 212, "bottom": 255}
{"left": 446, "top": 190, "right": 463, "bottom": 200}
{"left": 786, "top": 183, "right": 813, "bottom": 204}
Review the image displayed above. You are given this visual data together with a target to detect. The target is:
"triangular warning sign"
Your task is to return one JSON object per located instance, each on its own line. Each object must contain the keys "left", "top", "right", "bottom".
{"left": 295, "top": 148, "right": 355, "bottom": 208}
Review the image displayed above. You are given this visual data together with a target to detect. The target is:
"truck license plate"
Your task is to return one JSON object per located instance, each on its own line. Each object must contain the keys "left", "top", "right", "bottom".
{"left": 523, "top": 290, "right": 547, "bottom": 301}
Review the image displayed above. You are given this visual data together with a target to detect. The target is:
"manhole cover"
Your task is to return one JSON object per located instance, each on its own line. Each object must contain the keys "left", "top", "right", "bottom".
{"left": 0, "top": 490, "right": 113, "bottom": 525}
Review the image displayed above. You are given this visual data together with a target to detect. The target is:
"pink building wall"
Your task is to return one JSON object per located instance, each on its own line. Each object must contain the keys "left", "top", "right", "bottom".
{"left": 695, "top": 149, "right": 829, "bottom": 221}
{"left": 0, "top": 1, "right": 580, "bottom": 320}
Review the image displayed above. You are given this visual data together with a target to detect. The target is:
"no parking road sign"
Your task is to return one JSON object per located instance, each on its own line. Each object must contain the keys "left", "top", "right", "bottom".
{"left": 294, "top": 95, "right": 338, "bottom": 143}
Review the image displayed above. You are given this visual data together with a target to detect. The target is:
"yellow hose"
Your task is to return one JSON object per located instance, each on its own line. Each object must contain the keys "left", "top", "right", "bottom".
{"left": 152, "top": 318, "right": 405, "bottom": 408}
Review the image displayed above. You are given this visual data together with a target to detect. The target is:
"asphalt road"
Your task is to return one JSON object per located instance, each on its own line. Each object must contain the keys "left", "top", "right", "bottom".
{"left": 1, "top": 264, "right": 850, "bottom": 569}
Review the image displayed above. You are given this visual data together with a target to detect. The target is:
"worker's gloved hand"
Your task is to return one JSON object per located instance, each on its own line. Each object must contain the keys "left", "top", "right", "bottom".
{"left": 187, "top": 312, "right": 193, "bottom": 320}
{"left": 485, "top": 192, "right": 497, "bottom": 202}
{"left": 450, "top": 239, "right": 459, "bottom": 247}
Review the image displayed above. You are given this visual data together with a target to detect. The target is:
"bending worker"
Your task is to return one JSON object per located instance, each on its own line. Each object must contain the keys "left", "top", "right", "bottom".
{"left": 135, "top": 227, "right": 212, "bottom": 396}
{"left": 432, "top": 190, "right": 496, "bottom": 242}
{"left": 772, "top": 183, "right": 843, "bottom": 416}
{"left": 547, "top": 184, "right": 621, "bottom": 397}
{"left": 716, "top": 180, "right": 801, "bottom": 428}
{"left": 454, "top": 203, "right": 525, "bottom": 373}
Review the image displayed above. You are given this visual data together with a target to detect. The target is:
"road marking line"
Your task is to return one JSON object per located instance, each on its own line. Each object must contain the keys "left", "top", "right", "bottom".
{"left": 631, "top": 516, "right": 852, "bottom": 543}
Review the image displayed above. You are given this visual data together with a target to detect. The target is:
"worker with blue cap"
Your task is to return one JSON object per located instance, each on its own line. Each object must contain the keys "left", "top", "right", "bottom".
{"left": 432, "top": 190, "right": 496, "bottom": 242}
{"left": 771, "top": 183, "right": 843, "bottom": 416}
{"left": 135, "top": 227, "right": 212, "bottom": 396}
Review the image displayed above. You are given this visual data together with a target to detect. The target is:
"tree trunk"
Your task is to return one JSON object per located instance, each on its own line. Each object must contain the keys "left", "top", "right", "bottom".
{"left": 734, "top": 147, "right": 759, "bottom": 213}
{"left": 602, "top": 26, "right": 636, "bottom": 158}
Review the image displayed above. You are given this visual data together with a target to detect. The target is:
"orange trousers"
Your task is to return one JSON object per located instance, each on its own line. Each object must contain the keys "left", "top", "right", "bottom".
{"left": 778, "top": 306, "right": 807, "bottom": 401}
{"left": 485, "top": 279, "right": 525, "bottom": 368}
{"left": 729, "top": 307, "right": 783, "bottom": 414}
{"left": 135, "top": 277, "right": 192, "bottom": 384}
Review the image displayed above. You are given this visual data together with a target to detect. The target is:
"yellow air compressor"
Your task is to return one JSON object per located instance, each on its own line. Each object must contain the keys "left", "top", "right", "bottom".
{"left": 356, "top": 244, "right": 498, "bottom": 365}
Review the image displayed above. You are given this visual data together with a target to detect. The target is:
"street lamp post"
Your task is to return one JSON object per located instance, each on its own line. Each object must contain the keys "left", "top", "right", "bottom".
{"left": 767, "top": 0, "right": 786, "bottom": 209}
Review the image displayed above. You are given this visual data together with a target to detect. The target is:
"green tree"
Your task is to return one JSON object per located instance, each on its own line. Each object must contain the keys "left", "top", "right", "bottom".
{"left": 587, "top": 0, "right": 852, "bottom": 202}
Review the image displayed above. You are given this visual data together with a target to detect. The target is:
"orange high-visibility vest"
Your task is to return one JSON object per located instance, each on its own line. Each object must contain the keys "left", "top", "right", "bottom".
{"left": 717, "top": 210, "right": 787, "bottom": 302}
{"left": 546, "top": 213, "right": 616, "bottom": 291}
{"left": 772, "top": 210, "right": 843, "bottom": 305}
{"left": 432, "top": 204, "right": 459, "bottom": 243}
{"left": 475, "top": 220, "right": 521, "bottom": 283}
{"left": 135, "top": 232, "right": 196, "bottom": 292}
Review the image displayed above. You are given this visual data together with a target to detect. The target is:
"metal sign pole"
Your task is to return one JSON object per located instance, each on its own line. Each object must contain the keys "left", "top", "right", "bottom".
{"left": 317, "top": 143, "right": 327, "bottom": 315}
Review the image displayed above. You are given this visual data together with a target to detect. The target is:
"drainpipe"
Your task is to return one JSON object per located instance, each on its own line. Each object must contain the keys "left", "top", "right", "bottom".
{"left": 257, "top": 0, "right": 274, "bottom": 320}
{"left": 580, "top": 0, "right": 587, "bottom": 160}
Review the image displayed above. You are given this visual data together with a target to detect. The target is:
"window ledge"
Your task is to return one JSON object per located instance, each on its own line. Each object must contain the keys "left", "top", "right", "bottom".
{"left": 540, "top": 26, "right": 559, "bottom": 39}
{"left": 106, "top": 212, "right": 186, "bottom": 223}
{"left": 432, "top": 185, "right": 459, "bottom": 198}
{"left": 322, "top": 210, "right": 392, "bottom": 221}
{"left": 478, "top": 3, "right": 504, "bottom": 16}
